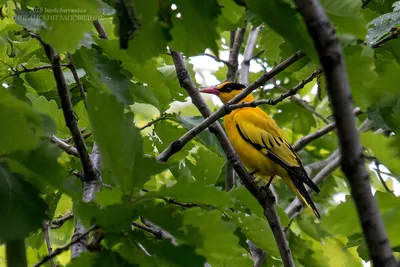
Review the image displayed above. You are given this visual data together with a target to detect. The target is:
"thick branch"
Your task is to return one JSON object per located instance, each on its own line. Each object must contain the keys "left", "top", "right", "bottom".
{"left": 157, "top": 51, "right": 305, "bottom": 162}
{"left": 41, "top": 42, "right": 98, "bottom": 183}
{"left": 167, "top": 50, "right": 295, "bottom": 267}
{"left": 227, "top": 28, "right": 246, "bottom": 81}
{"left": 33, "top": 225, "right": 97, "bottom": 267}
{"left": 240, "top": 25, "right": 262, "bottom": 84}
{"left": 93, "top": 20, "right": 109, "bottom": 39}
{"left": 294, "top": 1, "right": 395, "bottom": 265}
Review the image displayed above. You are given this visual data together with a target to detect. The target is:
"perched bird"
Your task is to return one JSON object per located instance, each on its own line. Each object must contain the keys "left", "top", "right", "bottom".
{"left": 200, "top": 81, "right": 320, "bottom": 218}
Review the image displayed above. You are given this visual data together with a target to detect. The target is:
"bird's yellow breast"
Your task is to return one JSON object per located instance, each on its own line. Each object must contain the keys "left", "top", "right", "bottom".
{"left": 224, "top": 108, "right": 286, "bottom": 179}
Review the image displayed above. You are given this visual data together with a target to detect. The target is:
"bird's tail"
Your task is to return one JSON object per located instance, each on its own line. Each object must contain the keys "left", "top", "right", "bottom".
{"left": 287, "top": 175, "right": 320, "bottom": 219}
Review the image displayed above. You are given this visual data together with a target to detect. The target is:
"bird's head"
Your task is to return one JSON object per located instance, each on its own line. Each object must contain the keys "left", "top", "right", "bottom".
{"left": 199, "top": 81, "right": 254, "bottom": 103}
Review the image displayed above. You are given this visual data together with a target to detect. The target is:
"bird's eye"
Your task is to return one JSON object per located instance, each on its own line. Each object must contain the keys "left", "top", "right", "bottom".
{"left": 225, "top": 87, "right": 232, "bottom": 93}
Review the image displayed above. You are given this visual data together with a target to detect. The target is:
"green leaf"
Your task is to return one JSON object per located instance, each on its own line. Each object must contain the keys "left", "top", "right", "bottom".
{"left": 87, "top": 88, "right": 165, "bottom": 196}
{"left": 361, "top": 132, "right": 400, "bottom": 178}
{"left": 217, "top": 0, "right": 246, "bottom": 31}
{"left": 124, "top": 0, "right": 170, "bottom": 63}
{"left": 5, "top": 140, "right": 81, "bottom": 199}
{"left": 24, "top": 69, "right": 56, "bottom": 93}
{"left": 178, "top": 115, "right": 224, "bottom": 155}
{"left": 73, "top": 46, "right": 134, "bottom": 105}
{"left": 259, "top": 26, "right": 285, "bottom": 65}
{"left": 245, "top": 0, "right": 317, "bottom": 61}
{"left": 27, "top": 94, "right": 70, "bottom": 137}
{"left": 98, "top": 39, "right": 171, "bottom": 111}
{"left": 367, "top": 12, "right": 400, "bottom": 45}
{"left": 0, "top": 88, "right": 43, "bottom": 153}
{"left": 320, "top": 196, "right": 361, "bottom": 236}
{"left": 0, "top": 164, "right": 47, "bottom": 241}
{"left": 169, "top": 0, "right": 220, "bottom": 56}
{"left": 227, "top": 210, "right": 280, "bottom": 258}
{"left": 320, "top": 0, "right": 362, "bottom": 17}
{"left": 145, "top": 178, "right": 232, "bottom": 208}
{"left": 182, "top": 208, "right": 253, "bottom": 266}
{"left": 37, "top": 0, "right": 102, "bottom": 53}
{"left": 187, "top": 146, "right": 224, "bottom": 185}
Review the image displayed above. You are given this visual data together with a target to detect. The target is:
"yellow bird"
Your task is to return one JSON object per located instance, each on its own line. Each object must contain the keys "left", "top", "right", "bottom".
{"left": 200, "top": 81, "right": 320, "bottom": 218}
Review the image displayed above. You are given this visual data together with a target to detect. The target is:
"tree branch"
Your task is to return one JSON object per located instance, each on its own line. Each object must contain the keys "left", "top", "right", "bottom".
{"left": 292, "top": 107, "right": 362, "bottom": 152}
{"left": 93, "top": 20, "right": 109, "bottom": 39}
{"left": 166, "top": 49, "right": 295, "bottom": 267}
{"left": 43, "top": 221, "right": 56, "bottom": 267}
{"left": 229, "top": 68, "right": 322, "bottom": 110}
{"left": 374, "top": 161, "right": 395, "bottom": 196}
{"left": 40, "top": 40, "right": 98, "bottom": 183}
{"left": 294, "top": 1, "right": 396, "bottom": 265}
{"left": 33, "top": 225, "right": 97, "bottom": 267}
{"left": 67, "top": 53, "right": 87, "bottom": 108}
{"left": 157, "top": 51, "right": 305, "bottom": 162}
{"left": 240, "top": 25, "right": 262, "bottom": 84}
{"left": 227, "top": 28, "right": 246, "bottom": 81}
{"left": 50, "top": 135, "right": 79, "bottom": 156}
{"left": 51, "top": 213, "right": 74, "bottom": 229}
{"left": 198, "top": 53, "right": 230, "bottom": 65}
{"left": 371, "top": 28, "right": 400, "bottom": 48}
{"left": 137, "top": 218, "right": 178, "bottom": 246}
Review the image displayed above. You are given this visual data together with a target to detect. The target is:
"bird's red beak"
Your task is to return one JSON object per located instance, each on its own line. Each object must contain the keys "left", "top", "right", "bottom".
{"left": 199, "top": 87, "right": 220, "bottom": 96}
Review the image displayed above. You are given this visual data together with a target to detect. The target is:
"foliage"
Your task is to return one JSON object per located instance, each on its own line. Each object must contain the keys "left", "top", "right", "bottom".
{"left": 0, "top": 0, "right": 400, "bottom": 266}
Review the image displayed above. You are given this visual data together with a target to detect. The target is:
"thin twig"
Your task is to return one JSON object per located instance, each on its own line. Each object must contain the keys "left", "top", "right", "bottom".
{"left": 273, "top": 79, "right": 330, "bottom": 124}
{"left": 51, "top": 213, "right": 74, "bottom": 229}
{"left": 292, "top": 107, "right": 362, "bottom": 152}
{"left": 33, "top": 225, "right": 97, "bottom": 267}
{"left": 139, "top": 218, "right": 178, "bottom": 246}
{"left": 43, "top": 221, "right": 56, "bottom": 267}
{"left": 371, "top": 28, "right": 400, "bottom": 48}
{"left": 50, "top": 135, "right": 79, "bottom": 156}
{"left": 157, "top": 51, "right": 305, "bottom": 162}
{"left": 67, "top": 53, "right": 87, "bottom": 108}
{"left": 227, "top": 28, "right": 246, "bottom": 81}
{"left": 374, "top": 161, "right": 395, "bottom": 196}
{"left": 166, "top": 49, "right": 295, "bottom": 267}
{"left": 139, "top": 115, "right": 175, "bottom": 131}
{"left": 229, "top": 68, "right": 322, "bottom": 110}
{"left": 294, "top": 1, "right": 395, "bottom": 264}
{"left": 198, "top": 53, "right": 230, "bottom": 65}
